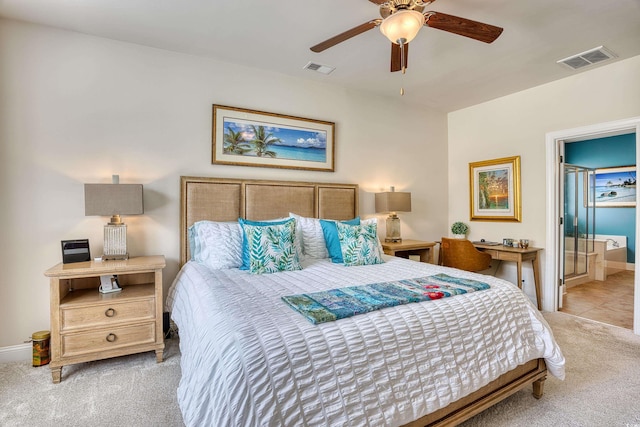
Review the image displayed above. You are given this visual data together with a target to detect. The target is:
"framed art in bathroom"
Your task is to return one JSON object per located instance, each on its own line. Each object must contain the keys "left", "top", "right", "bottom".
{"left": 586, "top": 166, "right": 636, "bottom": 208}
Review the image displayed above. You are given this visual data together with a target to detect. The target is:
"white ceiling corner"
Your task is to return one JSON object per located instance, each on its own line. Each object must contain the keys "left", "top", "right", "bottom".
{"left": 1, "top": 0, "right": 639, "bottom": 112}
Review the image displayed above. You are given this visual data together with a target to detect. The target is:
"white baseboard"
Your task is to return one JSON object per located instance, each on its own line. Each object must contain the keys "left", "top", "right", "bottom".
{"left": 605, "top": 261, "right": 636, "bottom": 271}
{"left": 0, "top": 343, "right": 32, "bottom": 363}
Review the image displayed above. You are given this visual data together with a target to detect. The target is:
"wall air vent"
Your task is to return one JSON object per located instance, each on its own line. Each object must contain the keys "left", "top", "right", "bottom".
{"left": 557, "top": 46, "right": 616, "bottom": 70}
{"left": 303, "top": 62, "right": 335, "bottom": 75}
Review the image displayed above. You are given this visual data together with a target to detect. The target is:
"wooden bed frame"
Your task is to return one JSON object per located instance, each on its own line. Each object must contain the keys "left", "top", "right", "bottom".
{"left": 180, "top": 176, "right": 547, "bottom": 426}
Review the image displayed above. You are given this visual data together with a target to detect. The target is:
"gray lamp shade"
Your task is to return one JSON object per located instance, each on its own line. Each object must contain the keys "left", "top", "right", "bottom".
{"left": 84, "top": 183, "right": 143, "bottom": 260}
{"left": 375, "top": 191, "right": 412, "bottom": 213}
{"left": 84, "top": 184, "right": 144, "bottom": 217}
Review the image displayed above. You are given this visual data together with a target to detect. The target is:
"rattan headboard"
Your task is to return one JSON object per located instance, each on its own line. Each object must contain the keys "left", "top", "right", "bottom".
{"left": 180, "top": 176, "right": 359, "bottom": 265}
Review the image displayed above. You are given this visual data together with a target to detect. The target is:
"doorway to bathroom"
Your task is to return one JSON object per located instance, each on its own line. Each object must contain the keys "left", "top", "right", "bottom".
{"left": 559, "top": 133, "right": 636, "bottom": 330}
{"left": 546, "top": 117, "right": 640, "bottom": 334}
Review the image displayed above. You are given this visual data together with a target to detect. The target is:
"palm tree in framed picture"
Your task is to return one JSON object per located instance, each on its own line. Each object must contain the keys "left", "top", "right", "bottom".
{"left": 250, "top": 125, "right": 279, "bottom": 158}
{"left": 223, "top": 127, "right": 251, "bottom": 155}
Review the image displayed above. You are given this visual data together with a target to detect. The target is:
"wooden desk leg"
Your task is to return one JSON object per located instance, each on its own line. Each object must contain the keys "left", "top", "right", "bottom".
{"left": 516, "top": 258, "right": 523, "bottom": 290}
{"left": 532, "top": 257, "right": 542, "bottom": 310}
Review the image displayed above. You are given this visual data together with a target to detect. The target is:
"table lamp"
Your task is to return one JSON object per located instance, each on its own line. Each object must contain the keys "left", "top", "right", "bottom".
{"left": 84, "top": 175, "right": 143, "bottom": 260}
{"left": 375, "top": 187, "right": 411, "bottom": 243}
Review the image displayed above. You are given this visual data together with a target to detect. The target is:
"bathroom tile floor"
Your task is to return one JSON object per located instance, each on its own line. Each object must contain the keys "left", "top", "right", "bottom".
{"left": 560, "top": 270, "right": 634, "bottom": 329}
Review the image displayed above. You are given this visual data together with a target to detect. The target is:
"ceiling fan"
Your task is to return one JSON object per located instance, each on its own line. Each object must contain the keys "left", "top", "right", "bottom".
{"left": 310, "top": 0, "right": 504, "bottom": 72}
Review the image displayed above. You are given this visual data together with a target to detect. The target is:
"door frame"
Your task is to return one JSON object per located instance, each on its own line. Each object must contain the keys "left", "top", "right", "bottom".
{"left": 545, "top": 116, "right": 640, "bottom": 334}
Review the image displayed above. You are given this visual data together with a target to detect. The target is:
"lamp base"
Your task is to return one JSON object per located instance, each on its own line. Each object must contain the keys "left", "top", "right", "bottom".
{"left": 103, "top": 224, "right": 128, "bottom": 261}
{"left": 385, "top": 214, "right": 403, "bottom": 243}
{"left": 385, "top": 238, "right": 403, "bottom": 243}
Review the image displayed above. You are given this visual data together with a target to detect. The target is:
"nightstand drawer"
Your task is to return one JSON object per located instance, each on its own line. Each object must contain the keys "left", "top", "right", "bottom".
{"left": 61, "top": 323, "right": 156, "bottom": 357}
{"left": 61, "top": 299, "right": 155, "bottom": 332}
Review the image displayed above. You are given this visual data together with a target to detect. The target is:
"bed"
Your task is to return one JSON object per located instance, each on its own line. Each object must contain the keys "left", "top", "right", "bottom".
{"left": 168, "top": 176, "right": 565, "bottom": 426}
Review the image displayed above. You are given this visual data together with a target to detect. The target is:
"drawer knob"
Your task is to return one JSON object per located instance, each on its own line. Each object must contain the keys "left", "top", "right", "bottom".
{"left": 105, "top": 308, "right": 116, "bottom": 317}
{"left": 106, "top": 333, "right": 117, "bottom": 343}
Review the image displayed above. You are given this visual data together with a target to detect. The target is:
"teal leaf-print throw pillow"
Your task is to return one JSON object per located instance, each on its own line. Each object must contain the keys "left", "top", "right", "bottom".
{"left": 242, "top": 218, "right": 302, "bottom": 274}
{"left": 336, "top": 222, "right": 385, "bottom": 267}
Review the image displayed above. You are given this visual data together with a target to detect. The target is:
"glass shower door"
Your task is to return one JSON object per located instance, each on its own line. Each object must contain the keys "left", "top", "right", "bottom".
{"left": 563, "top": 164, "right": 595, "bottom": 280}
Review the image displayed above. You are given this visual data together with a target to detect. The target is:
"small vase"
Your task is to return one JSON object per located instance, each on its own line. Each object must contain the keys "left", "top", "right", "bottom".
{"left": 453, "top": 234, "right": 466, "bottom": 239}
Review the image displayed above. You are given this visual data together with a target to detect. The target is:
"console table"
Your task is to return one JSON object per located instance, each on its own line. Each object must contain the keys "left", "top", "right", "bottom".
{"left": 473, "top": 243, "right": 543, "bottom": 310}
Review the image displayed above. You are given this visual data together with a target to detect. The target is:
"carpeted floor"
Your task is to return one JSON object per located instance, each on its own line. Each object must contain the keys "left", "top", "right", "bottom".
{"left": 1, "top": 312, "right": 640, "bottom": 426}
{"left": 0, "top": 337, "right": 183, "bottom": 427}
{"left": 461, "top": 311, "right": 640, "bottom": 426}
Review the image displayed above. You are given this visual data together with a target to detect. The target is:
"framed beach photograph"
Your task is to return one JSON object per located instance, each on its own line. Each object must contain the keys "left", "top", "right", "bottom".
{"left": 212, "top": 105, "right": 335, "bottom": 171}
{"left": 586, "top": 166, "right": 636, "bottom": 207}
{"left": 469, "top": 155, "right": 522, "bottom": 222}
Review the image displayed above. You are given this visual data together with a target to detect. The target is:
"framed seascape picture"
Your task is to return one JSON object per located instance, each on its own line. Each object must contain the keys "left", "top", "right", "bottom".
{"left": 586, "top": 166, "right": 636, "bottom": 207}
{"left": 469, "top": 155, "right": 522, "bottom": 222}
{"left": 212, "top": 105, "right": 335, "bottom": 172}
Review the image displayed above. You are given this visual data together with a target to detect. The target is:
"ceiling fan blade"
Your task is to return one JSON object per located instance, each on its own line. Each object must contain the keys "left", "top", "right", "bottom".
{"left": 369, "top": 0, "right": 387, "bottom": 4}
{"left": 425, "top": 12, "right": 503, "bottom": 44}
{"left": 310, "top": 20, "right": 379, "bottom": 53}
{"left": 390, "top": 43, "right": 409, "bottom": 72}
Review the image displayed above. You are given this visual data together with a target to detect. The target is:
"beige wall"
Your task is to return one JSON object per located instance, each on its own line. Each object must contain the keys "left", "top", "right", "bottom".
{"left": 4, "top": 16, "right": 638, "bottom": 351}
{"left": 448, "top": 55, "right": 640, "bottom": 305}
{"left": 0, "top": 19, "right": 448, "bottom": 349}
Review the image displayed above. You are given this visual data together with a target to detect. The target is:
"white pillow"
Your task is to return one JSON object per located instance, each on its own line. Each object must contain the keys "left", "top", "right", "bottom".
{"left": 289, "top": 213, "right": 329, "bottom": 259}
{"left": 188, "top": 221, "right": 243, "bottom": 270}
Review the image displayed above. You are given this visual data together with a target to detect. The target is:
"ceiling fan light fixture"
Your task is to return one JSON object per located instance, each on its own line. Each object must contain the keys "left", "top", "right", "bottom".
{"left": 379, "top": 9, "right": 424, "bottom": 45}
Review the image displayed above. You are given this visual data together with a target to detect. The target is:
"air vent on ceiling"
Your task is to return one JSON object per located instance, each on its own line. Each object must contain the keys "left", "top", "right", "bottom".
{"left": 557, "top": 46, "right": 616, "bottom": 70}
{"left": 303, "top": 62, "right": 335, "bottom": 75}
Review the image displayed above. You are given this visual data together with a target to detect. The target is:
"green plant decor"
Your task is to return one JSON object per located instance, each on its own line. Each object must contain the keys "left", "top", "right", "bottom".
{"left": 451, "top": 221, "right": 469, "bottom": 235}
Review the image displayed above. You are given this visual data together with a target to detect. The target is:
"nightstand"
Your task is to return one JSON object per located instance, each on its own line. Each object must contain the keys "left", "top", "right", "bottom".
{"left": 381, "top": 239, "right": 436, "bottom": 263}
{"left": 44, "top": 255, "right": 166, "bottom": 383}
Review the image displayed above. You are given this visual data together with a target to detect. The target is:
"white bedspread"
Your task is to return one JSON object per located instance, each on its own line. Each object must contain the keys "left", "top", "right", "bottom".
{"left": 168, "top": 256, "right": 565, "bottom": 427}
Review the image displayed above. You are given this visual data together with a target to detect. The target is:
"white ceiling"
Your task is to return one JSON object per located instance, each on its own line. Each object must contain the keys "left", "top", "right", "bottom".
{"left": 1, "top": 0, "right": 639, "bottom": 112}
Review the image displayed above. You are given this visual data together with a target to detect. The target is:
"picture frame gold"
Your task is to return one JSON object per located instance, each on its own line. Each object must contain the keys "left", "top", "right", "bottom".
{"left": 469, "top": 155, "right": 521, "bottom": 222}
{"left": 212, "top": 105, "right": 335, "bottom": 172}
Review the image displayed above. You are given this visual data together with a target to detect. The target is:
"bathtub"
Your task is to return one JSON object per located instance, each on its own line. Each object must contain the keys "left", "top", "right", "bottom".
{"left": 594, "top": 234, "right": 628, "bottom": 277}
{"left": 564, "top": 234, "right": 628, "bottom": 281}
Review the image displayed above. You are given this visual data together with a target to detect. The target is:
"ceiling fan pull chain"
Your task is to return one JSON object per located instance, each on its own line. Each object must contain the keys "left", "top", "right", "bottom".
{"left": 400, "top": 42, "right": 406, "bottom": 95}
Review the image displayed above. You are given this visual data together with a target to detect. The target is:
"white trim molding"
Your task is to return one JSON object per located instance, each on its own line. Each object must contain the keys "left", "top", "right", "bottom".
{"left": 545, "top": 116, "right": 640, "bottom": 334}
{"left": 0, "top": 343, "right": 32, "bottom": 363}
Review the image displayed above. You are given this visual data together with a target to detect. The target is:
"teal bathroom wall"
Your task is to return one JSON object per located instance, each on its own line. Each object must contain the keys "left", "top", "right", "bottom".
{"left": 565, "top": 133, "right": 636, "bottom": 263}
